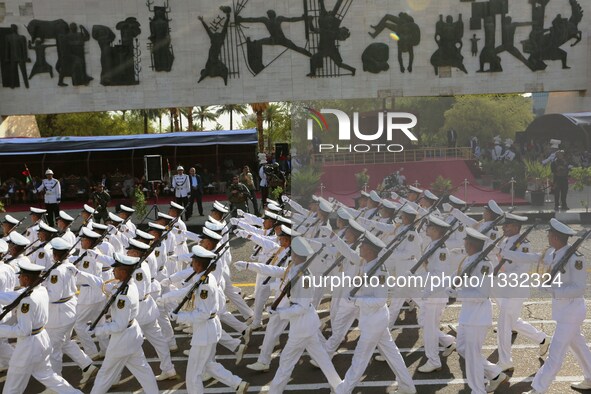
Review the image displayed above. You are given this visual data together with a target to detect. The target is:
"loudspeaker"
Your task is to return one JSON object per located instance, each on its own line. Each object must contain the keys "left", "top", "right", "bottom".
{"left": 144, "top": 155, "right": 162, "bottom": 182}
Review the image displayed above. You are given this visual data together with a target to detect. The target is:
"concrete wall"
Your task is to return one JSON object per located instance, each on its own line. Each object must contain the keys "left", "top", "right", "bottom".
{"left": 0, "top": 0, "right": 588, "bottom": 115}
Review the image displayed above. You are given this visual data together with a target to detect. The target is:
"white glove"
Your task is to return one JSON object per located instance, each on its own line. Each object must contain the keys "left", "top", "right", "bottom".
{"left": 281, "top": 195, "right": 290, "bottom": 203}
{"left": 160, "top": 278, "right": 171, "bottom": 288}
{"left": 230, "top": 218, "right": 239, "bottom": 226}
{"left": 237, "top": 209, "right": 245, "bottom": 217}
{"left": 266, "top": 307, "right": 277, "bottom": 316}
{"left": 319, "top": 225, "right": 332, "bottom": 237}
{"left": 234, "top": 261, "right": 248, "bottom": 271}
{"left": 86, "top": 324, "right": 95, "bottom": 336}
{"left": 169, "top": 312, "right": 178, "bottom": 322}
{"left": 94, "top": 325, "right": 106, "bottom": 337}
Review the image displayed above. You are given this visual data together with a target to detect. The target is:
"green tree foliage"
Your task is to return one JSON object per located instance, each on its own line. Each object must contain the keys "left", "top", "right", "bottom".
{"left": 442, "top": 94, "right": 533, "bottom": 145}
{"left": 216, "top": 104, "right": 248, "bottom": 130}
{"left": 36, "top": 111, "right": 151, "bottom": 137}
{"left": 193, "top": 106, "right": 218, "bottom": 130}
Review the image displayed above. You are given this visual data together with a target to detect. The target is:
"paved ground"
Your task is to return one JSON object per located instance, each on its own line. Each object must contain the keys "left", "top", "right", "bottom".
{"left": 2, "top": 227, "right": 591, "bottom": 393}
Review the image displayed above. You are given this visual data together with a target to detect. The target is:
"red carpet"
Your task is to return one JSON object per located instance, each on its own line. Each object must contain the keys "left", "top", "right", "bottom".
{"left": 318, "top": 159, "right": 527, "bottom": 207}
{"left": 2, "top": 193, "right": 234, "bottom": 213}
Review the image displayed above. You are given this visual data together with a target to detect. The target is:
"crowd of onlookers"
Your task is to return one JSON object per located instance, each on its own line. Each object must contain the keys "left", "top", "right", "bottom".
{"left": 0, "top": 149, "right": 293, "bottom": 205}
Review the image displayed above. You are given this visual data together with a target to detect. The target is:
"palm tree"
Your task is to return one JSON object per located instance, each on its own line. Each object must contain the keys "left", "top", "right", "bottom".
{"left": 141, "top": 109, "right": 163, "bottom": 134}
{"left": 193, "top": 106, "right": 218, "bottom": 130}
{"left": 250, "top": 102, "right": 269, "bottom": 152}
{"left": 179, "top": 107, "right": 195, "bottom": 131}
{"left": 264, "top": 103, "right": 281, "bottom": 151}
{"left": 169, "top": 108, "right": 180, "bottom": 132}
{"left": 216, "top": 104, "right": 248, "bottom": 130}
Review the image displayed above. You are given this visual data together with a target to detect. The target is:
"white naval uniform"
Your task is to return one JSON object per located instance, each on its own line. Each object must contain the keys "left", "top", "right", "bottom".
{"left": 45, "top": 260, "right": 93, "bottom": 374}
{"left": 0, "top": 287, "right": 82, "bottom": 394}
{"left": 25, "top": 224, "right": 40, "bottom": 245}
{"left": 61, "top": 228, "right": 76, "bottom": 247}
{"left": 455, "top": 254, "right": 502, "bottom": 394}
{"left": 381, "top": 223, "right": 422, "bottom": 327}
{"left": 36, "top": 178, "right": 61, "bottom": 204}
{"left": 530, "top": 246, "right": 591, "bottom": 392}
{"left": 336, "top": 258, "right": 415, "bottom": 394}
{"left": 324, "top": 236, "right": 361, "bottom": 357}
{"left": 0, "top": 261, "right": 17, "bottom": 370}
{"left": 218, "top": 232, "right": 253, "bottom": 321}
{"left": 29, "top": 243, "right": 53, "bottom": 269}
{"left": 263, "top": 263, "right": 342, "bottom": 393}
{"left": 173, "top": 174, "right": 191, "bottom": 199}
{"left": 132, "top": 262, "right": 174, "bottom": 374}
{"left": 495, "top": 236, "right": 546, "bottom": 367}
{"left": 72, "top": 249, "right": 109, "bottom": 358}
{"left": 414, "top": 240, "right": 455, "bottom": 369}
{"left": 245, "top": 261, "right": 291, "bottom": 366}
{"left": 166, "top": 271, "right": 243, "bottom": 394}
{"left": 90, "top": 281, "right": 159, "bottom": 394}
{"left": 241, "top": 229, "right": 284, "bottom": 327}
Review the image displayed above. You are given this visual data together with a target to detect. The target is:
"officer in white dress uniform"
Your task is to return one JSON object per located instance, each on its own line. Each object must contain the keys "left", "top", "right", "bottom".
{"left": 56, "top": 211, "right": 77, "bottom": 246}
{"left": 0, "top": 260, "right": 82, "bottom": 394}
{"left": 448, "top": 228, "right": 506, "bottom": 394}
{"left": 73, "top": 228, "right": 110, "bottom": 360}
{"left": 126, "top": 238, "right": 178, "bottom": 381}
{"left": 0, "top": 239, "right": 16, "bottom": 371}
{"left": 173, "top": 166, "right": 191, "bottom": 207}
{"left": 415, "top": 215, "right": 456, "bottom": 373}
{"left": 29, "top": 221, "right": 58, "bottom": 269}
{"left": 451, "top": 199, "right": 502, "bottom": 243}
{"left": 117, "top": 204, "right": 137, "bottom": 240}
{"left": 5, "top": 232, "right": 31, "bottom": 273}
{"left": 25, "top": 207, "right": 46, "bottom": 245}
{"left": 2, "top": 214, "right": 21, "bottom": 240}
{"left": 237, "top": 237, "right": 342, "bottom": 393}
{"left": 167, "top": 245, "right": 250, "bottom": 394}
{"left": 88, "top": 253, "right": 159, "bottom": 394}
{"left": 335, "top": 232, "right": 416, "bottom": 394}
{"left": 36, "top": 169, "right": 61, "bottom": 227}
{"left": 46, "top": 237, "right": 99, "bottom": 385}
{"left": 494, "top": 213, "right": 550, "bottom": 372}
{"left": 323, "top": 219, "right": 365, "bottom": 358}
{"left": 242, "top": 226, "right": 296, "bottom": 372}
{"left": 523, "top": 219, "right": 591, "bottom": 393}
{"left": 78, "top": 204, "right": 97, "bottom": 236}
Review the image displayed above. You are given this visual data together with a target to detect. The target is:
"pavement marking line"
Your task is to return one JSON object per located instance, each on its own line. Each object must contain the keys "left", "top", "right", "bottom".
{"left": 104, "top": 375, "right": 587, "bottom": 393}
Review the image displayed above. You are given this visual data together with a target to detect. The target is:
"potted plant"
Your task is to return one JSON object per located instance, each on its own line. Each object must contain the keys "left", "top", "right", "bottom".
{"left": 355, "top": 168, "right": 370, "bottom": 191}
{"left": 524, "top": 159, "right": 551, "bottom": 206}
{"left": 431, "top": 176, "right": 453, "bottom": 197}
{"left": 571, "top": 166, "right": 591, "bottom": 222}
{"left": 290, "top": 167, "right": 322, "bottom": 206}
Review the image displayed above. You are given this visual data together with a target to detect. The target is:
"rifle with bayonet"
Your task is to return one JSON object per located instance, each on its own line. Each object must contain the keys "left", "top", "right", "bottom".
{"left": 493, "top": 225, "right": 536, "bottom": 275}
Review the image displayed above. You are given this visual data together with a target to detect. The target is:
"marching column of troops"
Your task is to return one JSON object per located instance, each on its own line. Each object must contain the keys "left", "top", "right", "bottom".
{"left": 0, "top": 176, "right": 590, "bottom": 393}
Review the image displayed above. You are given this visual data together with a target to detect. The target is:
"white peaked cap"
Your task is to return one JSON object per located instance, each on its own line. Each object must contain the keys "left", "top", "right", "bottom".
{"left": 362, "top": 231, "right": 386, "bottom": 249}
{"left": 465, "top": 227, "right": 489, "bottom": 242}
{"left": 50, "top": 237, "right": 72, "bottom": 251}
{"left": 83, "top": 204, "right": 97, "bottom": 214}
{"left": 291, "top": 237, "right": 314, "bottom": 257}
{"left": 549, "top": 218, "right": 576, "bottom": 236}
{"left": 485, "top": 200, "right": 504, "bottom": 216}
{"left": 191, "top": 245, "right": 216, "bottom": 259}
{"left": 9, "top": 232, "right": 30, "bottom": 246}
{"left": 39, "top": 221, "right": 58, "bottom": 233}
{"left": 135, "top": 229, "right": 155, "bottom": 241}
